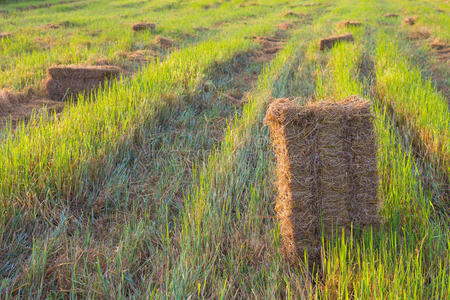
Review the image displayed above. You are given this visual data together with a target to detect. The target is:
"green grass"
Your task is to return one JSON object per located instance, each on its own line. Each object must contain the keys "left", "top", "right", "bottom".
{"left": 0, "top": 0, "right": 448, "bottom": 298}
{"left": 314, "top": 35, "right": 447, "bottom": 300}
{"left": 376, "top": 33, "right": 449, "bottom": 175}
{"left": 0, "top": 0, "right": 283, "bottom": 90}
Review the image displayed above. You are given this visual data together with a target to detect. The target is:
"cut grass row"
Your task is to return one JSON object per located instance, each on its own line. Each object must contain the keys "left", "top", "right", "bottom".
{"left": 0, "top": 19, "right": 278, "bottom": 209}
{"left": 315, "top": 33, "right": 448, "bottom": 298}
{"left": 376, "top": 33, "right": 449, "bottom": 178}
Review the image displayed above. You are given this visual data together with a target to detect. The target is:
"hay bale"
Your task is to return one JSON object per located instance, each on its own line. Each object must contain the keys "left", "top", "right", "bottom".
{"left": 319, "top": 33, "right": 354, "bottom": 50}
{"left": 278, "top": 22, "right": 294, "bottom": 30}
{"left": 408, "top": 28, "right": 431, "bottom": 40}
{"left": 337, "top": 20, "right": 362, "bottom": 28}
{"left": 431, "top": 37, "right": 447, "bottom": 50}
{"left": 265, "top": 97, "right": 379, "bottom": 265}
{"left": 44, "top": 65, "right": 121, "bottom": 101}
{"left": 281, "top": 10, "right": 298, "bottom": 17}
{"left": 132, "top": 22, "right": 156, "bottom": 32}
{"left": 154, "top": 35, "right": 173, "bottom": 48}
{"left": 384, "top": 13, "right": 399, "bottom": 18}
{"left": 402, "top": 16, "right": 417, "bottom": 26}
{"left": 0, "top": 32, "right": 13, "bottom": 40}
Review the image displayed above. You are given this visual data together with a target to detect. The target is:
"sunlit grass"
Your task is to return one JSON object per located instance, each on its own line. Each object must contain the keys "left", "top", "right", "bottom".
{"left": 0, "top": 0, "right": 448, "bottom": 298}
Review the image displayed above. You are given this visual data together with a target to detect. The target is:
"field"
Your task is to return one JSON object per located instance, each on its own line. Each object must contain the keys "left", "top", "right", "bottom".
{"left": 0, "top": 0, "right": 449, "bottom": 298}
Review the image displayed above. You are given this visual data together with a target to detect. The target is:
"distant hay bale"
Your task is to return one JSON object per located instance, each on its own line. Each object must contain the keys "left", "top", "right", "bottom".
{"left": 281, "top": 10, "right": 299, "bottom": 17}
{"left": 402, "top": 16, "right": 417, "bottom": 26}
{"left": 0, "top": 32, "right": 13, "bottom": 40}
{"left": 384, "top": 13, "right": 399, "bottom": 18}
{"left": 337, "top": 20, "right": 362, "bottom": 28}
{"left": 408, "top": 28, "right": 431, "bottom": 40}
{"left": 431, "top": 37, "right": 447, "bottom": 50}
{"left": 265, "top": 97, "right": 379, "bottom": 265}
{"left": 278, "top": 22, "right": 294, "bottom": 30}
{"left": 44, "top": 65, "right": 121, "bottom": 101}
{"left": 154, "top": 35, "right": 174, "bottom": 48}
{"left": 132, "top": 22, "right": 156, "bottom": 32}
{"left": 319, "top": 33, "right": 354, "bottom": 50}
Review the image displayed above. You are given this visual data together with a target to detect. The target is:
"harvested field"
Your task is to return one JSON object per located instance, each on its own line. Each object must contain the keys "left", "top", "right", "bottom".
{"left": 319, "top": 33, "right": 354, "bottom": 50}
{"left": 0, "top": 0, "right": 448, "bottom": 298}
{"left": 265, "top": 97, "right": 379, "bottom": 265}
{"left": 44, "top": 65, "right": 121, "bottom": 101}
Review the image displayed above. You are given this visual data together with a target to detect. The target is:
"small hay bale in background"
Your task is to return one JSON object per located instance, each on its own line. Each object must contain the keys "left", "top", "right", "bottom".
{"left": 337, "top": 20, "right": 362, "bottom": 28}
{"left": 319, "top": 33, "right": 354, "bottom": 50}
{"left": 431, "top": 37, "right": 447, "bottom": 50}
{"left": 402, "top": 16, "right": 417, "bottom": 26}
{"left": 154, "top": 35, "right": 174, "bottom": 48}
{"left": 265, "top": 97, "right": 379, "bottom": 265}
{"left": 132, "top": 22, "right": 156, "bottom": 32}
{"left": 0, "top": 32, "right": 13, "bottom": 40}
{"left": 278, "top": 22, "right": 294, "bottom": 30}
{"left": 44, "top": 65, "right": 121, "bottom": 101}
{"left": 408, "top": 28, "right": 431, "bottom": 40}
{"left": 281, "top": 10, "right": 299, "bottom": 17}
{"left": 384, "top": 13, "right": 399, "bottom": 18}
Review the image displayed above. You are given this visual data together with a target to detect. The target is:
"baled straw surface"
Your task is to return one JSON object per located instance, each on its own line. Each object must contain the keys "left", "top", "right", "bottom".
{"left": 265, "top": 96, "right": 379, "bottom": 265}
{"left": 44, "top": 65, "right": 121, "bottom": 101}
{"left": 132, "top": 22, "right": 156, "bottom": 32}
{"left": 319, "top": 33, "right": 354, "bottom": 50}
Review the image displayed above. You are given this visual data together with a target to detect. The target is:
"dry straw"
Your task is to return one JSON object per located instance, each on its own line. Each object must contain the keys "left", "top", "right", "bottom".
{"left": 265, "top": 97, "right": 379, "bottom": 265}
{"left": 319, "top": 33, "right": 354, "bottom": 50}
{"left": 44, "top": 65, "right": 121, "bottom": 101}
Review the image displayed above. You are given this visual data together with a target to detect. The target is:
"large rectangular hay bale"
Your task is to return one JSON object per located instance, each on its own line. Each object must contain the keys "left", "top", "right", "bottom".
{"left": 265, "top": 97, "right": 379, "bottom": 265}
